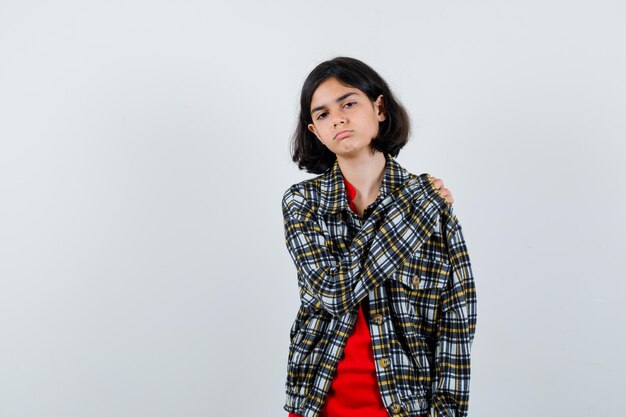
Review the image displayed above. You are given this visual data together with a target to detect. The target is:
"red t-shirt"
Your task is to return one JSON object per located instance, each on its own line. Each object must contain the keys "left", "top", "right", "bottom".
{"left": 289, "top": 177, "right": 423, "bottom": 417}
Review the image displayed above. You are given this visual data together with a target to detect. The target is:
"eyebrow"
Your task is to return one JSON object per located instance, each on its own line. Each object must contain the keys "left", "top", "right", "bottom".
{"left": 310, "top": 92, "right": 359, "bottom": 115}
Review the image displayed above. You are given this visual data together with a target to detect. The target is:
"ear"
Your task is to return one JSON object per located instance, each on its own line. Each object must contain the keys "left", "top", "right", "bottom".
{"left": 308, "top": 123, "right": 322, "bottom": 141}
{"left": 374, "top": 94, "right": 386, "bottom": 122}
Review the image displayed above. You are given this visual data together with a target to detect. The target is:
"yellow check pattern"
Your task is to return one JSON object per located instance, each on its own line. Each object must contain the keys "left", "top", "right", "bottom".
{"left": 282, "top": 152, "right": 477, "bottom": 417}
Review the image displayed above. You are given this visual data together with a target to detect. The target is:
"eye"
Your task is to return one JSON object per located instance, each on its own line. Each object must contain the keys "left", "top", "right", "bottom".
{"left": 316, "top": 112, "right": 328, "bottom": 120}
{"left": 344, "top": 101, "right": 357, "bottom": 108}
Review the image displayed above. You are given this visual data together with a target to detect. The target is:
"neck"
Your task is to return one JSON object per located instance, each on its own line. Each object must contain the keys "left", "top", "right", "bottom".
{"left": 337, "top": 150, "right": 386, "bottom": 199}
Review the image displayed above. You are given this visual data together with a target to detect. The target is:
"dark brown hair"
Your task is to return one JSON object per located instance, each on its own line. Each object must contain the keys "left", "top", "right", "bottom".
{"left": 290, "top": 56, "right": 411, "bottom": 174}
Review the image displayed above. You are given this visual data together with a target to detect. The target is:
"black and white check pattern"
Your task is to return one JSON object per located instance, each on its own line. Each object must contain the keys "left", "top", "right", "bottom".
{"left": 282, "top": 152, "right": 477, "bottom": 417}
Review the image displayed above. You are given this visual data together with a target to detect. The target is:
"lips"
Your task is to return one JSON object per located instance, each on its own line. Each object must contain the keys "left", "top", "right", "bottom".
{"left": 334, "top": 130, "right": 353, "bottom": 140}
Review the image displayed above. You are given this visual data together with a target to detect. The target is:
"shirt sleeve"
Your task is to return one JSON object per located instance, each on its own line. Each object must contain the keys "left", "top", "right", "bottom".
{"left": 281, "top": 183, "right": 446, "bottom": 318}
{"left": 430, "top": 205, "right": 477, "bottom": 417}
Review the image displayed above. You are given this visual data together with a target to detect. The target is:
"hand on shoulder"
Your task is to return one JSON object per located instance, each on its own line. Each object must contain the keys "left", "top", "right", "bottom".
{"left": 427, "top": 174, "right": 454, "bottom": 205}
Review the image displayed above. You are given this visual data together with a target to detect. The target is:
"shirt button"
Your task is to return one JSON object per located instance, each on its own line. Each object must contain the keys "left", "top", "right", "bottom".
{"left": 372, "top": 314, "right": 384, "bottom": 325}
{"left": 378, "top": 357, "right": 391, "bottom": 368}
{"left": 390, "top": 402, "right": 403, "bottom": 413}
{"left": 412, "top": 275, "right": 421, "bottom": 287}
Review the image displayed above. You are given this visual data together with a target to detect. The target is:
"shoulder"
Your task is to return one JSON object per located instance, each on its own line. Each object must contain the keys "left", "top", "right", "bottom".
{"left": 281, "top": 174, "right": 324, "bottom": 215}
{"left": 405, "top": 171, "right": 459, "bottom": 226}
{"left": 403, "top": 171, "right": 443, "bottom": 201}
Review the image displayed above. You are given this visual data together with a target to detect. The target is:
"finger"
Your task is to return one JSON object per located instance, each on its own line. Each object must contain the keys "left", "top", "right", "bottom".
{"left": 436, "top": 187, "right": 454, "bottom": 205}
{"left": 435, "top": 186, "right": 449, "bottom": 196}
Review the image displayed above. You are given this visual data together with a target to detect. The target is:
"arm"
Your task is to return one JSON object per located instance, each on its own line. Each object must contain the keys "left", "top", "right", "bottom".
{"left": 430, "top": 206, "right": 477, "bottom": 417}
{"left": 282, "top": 182, "right": 446, "bottom": 318}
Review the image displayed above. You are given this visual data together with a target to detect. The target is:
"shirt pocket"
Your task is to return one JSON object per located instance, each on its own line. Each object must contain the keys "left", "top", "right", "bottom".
{"left": 394, "top": 254, "right": 450, "bottom": 290}
{"left": 392, "top": 254, "right": 451, "bottom": 337}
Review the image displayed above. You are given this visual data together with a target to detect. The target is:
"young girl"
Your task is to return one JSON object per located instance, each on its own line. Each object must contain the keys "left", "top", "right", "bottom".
{"left": 282, "top": 57, "right": 477, "bottom": 417}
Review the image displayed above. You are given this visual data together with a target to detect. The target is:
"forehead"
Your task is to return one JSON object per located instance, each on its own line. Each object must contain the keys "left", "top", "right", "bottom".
{"left": 310, "top": 78, "right": 364, "bottom": 107}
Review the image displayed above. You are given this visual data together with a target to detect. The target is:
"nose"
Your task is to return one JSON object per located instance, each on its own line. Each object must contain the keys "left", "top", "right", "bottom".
{"left": 332, "top": 114, "right": 346, "bottom": 128}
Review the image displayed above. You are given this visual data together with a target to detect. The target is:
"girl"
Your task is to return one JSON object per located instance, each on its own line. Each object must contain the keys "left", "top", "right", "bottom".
{"left": 282, "top": 57, "right": 477, "bottom": 417}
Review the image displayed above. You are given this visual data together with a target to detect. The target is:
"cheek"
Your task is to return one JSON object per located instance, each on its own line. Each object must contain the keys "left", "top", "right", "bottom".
{"left": 362, "top": 115, "right": 380, "bottom": 132}
{"left": 311, "top": 125, "right": 329, "bottom": 141}
{"left": 316, "top": 123, "right": 332, "bottom": 138}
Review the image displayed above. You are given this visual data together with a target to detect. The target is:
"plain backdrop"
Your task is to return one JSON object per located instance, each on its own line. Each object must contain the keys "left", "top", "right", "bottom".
{"left": 1, "top": 1, "right": 624, "bottom": 416}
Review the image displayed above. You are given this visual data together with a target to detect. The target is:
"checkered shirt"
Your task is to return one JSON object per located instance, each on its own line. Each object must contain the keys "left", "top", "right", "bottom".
{"left": 281, "top": 152, "right": 477, "bottom": 417}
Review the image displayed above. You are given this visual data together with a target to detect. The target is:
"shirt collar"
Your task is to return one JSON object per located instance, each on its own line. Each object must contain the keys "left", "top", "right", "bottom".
{"left": 319, "top": 152, "right": 410, "bottom": 215}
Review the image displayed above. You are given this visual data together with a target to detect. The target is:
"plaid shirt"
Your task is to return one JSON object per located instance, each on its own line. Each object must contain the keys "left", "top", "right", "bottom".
{"left": 281, "top": 152, "right": 477, "bottom": 417}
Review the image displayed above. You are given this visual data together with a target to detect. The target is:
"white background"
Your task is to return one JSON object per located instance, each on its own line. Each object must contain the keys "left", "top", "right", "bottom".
{"left": 1, "top": 1, "right": 624, "bottom": 416}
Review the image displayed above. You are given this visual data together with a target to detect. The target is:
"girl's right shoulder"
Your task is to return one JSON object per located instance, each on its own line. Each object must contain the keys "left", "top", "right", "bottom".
{"left": 282, "top": 177, "right": 324, "bottom": 216}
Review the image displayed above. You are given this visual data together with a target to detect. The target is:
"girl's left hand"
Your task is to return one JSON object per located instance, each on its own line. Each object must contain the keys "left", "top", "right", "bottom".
{"left": 429, "top": 176, "right": 454, "bottom": 205}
